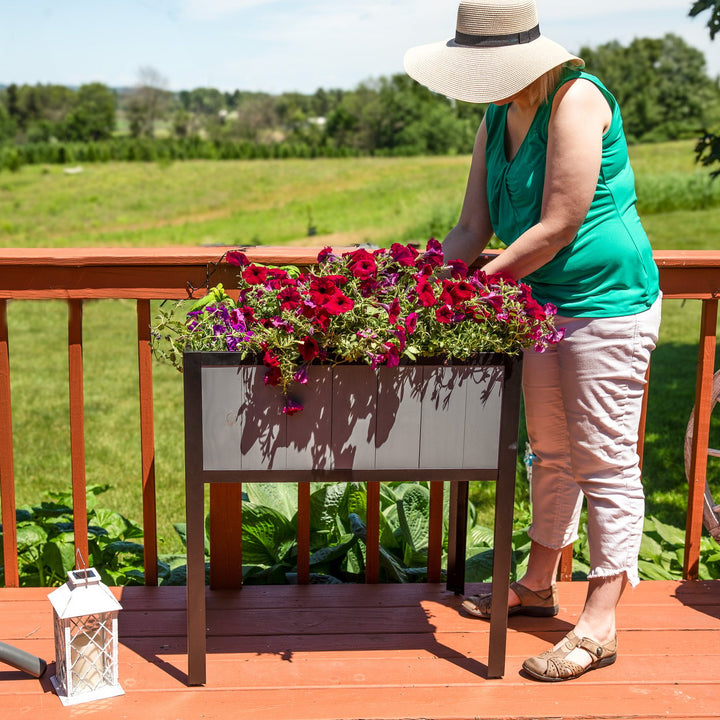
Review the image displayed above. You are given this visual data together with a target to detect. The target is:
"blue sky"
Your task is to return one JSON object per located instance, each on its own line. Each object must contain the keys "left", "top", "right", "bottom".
{"left": 3, "top": 0, "right": 719, "bottom": 94}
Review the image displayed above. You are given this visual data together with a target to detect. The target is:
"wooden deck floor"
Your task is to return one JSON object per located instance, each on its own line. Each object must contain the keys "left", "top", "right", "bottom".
{"left": 1, "top": 580, "right": 719, "bottom": 719}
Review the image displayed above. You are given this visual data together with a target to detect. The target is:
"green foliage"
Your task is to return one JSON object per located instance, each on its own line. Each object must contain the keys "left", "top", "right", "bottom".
{"left": 690, "top": 0, "right": 720, "bottom": 40}
{"left": 636, "top": 172, "right": 720, "bottom": 213}
{"left": 638, "top": 516, "right": 720, "bottom": 580}
{"left": 580, "top": 34, "right": 720, "bottom": 143}
{"left": 0, "top": 485, "right": 147, "bottom": 587}
{"left": 3, "top": 477, "right": 717, "bottom": 587}
{"left": 63, "top": 83, "right": 116, "bottom": 142}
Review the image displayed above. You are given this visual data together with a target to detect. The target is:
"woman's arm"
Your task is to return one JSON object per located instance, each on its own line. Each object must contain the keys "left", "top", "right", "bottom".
{"left": 481, "top": 78, "right": 612, "bottom": 279}
{"left": 442, "top": 119, "right": 495, "bottom": 265}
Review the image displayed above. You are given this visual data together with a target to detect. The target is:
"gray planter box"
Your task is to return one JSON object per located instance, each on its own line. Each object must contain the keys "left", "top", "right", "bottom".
{"left": 182, "top": 350, "right": 523, "bottom": 685}
{"left": 198, "top": 362, "right": 505, "bottom": 473}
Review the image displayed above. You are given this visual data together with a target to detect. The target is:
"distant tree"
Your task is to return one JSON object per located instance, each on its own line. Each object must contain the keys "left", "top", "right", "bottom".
{"left": 580, "top": 34, "right": 720, "bottom": 142}
{"left": 0, "top": 101, "right": 15, "bottom": 143}
{"left": 62, "top": 83, "right": 116, "bottom": 141}
{"left": 127, "top": 66, "right": 172, "bottom": 138}
{"left": 186, "top": 87, "right": 225, "bottom": 116}
{"left": 5, "top": 84, "right": 23, "bottom": 130}
{"left": 231, "top": 94, "right": 278, "bottom": 142}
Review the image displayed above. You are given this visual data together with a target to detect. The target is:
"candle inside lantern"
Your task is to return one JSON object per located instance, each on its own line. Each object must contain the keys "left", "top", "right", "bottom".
{"left": 70, "top": 618, "right": 107, "bottom": 693}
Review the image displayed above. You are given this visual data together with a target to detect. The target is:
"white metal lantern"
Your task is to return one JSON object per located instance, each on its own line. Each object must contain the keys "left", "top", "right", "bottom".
{"left": 48, "top": 567, "right": 124, "bottom": 706}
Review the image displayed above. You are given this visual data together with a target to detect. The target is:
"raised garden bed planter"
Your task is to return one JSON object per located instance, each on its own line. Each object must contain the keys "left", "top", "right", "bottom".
{"left": 183, "top": 350, "right": 523, "bottom": 685}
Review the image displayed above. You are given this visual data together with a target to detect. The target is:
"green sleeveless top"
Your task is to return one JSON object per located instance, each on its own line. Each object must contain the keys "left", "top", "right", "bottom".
{"left": 484, "top": 69, "right": 659, "bottom": 317}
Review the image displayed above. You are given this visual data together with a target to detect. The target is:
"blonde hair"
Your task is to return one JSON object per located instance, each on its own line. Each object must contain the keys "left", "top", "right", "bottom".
{"left": 522, "top": 63, "right": 565, "bottom": 106}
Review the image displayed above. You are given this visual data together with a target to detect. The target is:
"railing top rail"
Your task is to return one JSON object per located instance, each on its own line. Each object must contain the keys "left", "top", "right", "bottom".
{"left": 0, "top": 247, "right": 718, "bottom": 300}
{"left": 0, "top": 247, "right": 718, "bottom": 266}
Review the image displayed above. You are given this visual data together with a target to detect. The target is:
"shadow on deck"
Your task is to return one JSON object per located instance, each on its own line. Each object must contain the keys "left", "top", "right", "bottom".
{"left": 1, "top": 580, "right": 719, "bottom": 719}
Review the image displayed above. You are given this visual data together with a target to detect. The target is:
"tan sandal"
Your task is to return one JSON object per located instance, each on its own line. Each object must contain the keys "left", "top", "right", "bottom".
{"left": 522, "top": 630, "right": 618, "bottom": 682}
{"left": 461, "top": 581, "right": 559, "bottom": 619}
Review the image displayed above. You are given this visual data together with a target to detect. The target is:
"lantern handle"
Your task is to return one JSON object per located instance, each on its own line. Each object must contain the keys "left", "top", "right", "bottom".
{"left": 75, "top": 548, "right": 89, "bottom": 586}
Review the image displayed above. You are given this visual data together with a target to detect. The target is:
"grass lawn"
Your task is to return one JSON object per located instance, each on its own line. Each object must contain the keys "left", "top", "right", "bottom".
{"left": 3, "top": 140, "right": 719, "bottom": 554}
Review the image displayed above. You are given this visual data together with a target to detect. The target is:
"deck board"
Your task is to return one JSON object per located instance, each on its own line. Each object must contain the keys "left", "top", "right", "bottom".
{"left": 1, "top": 580, "right": 719, "bottom": 719}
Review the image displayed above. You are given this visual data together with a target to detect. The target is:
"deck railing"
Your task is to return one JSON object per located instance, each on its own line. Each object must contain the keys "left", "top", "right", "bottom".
{"left": 0, "top": 247, "right": 718, "bottom": 588}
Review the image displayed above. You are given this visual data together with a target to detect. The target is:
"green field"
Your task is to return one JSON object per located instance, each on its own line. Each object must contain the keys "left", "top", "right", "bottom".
{"left": 2, "top": 140, "right": 719, "bottom": 555}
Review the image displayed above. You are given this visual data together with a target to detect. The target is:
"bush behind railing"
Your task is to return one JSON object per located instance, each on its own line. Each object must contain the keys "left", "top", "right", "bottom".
{"left": 2, "top": 482, "right": 718, "bottom": 588}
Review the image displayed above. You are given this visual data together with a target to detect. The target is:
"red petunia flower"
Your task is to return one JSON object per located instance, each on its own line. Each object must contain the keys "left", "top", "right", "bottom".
{"left": 435, "top": 305, "right": 455, "bottom": 324}
{"left": 387, "top": 298, "right": 401, "bottom": 324}
{"left": 487, "top": 270, "right": 517, "bottom": 285}
{"left": 226, "top": 250, "right": 249, "bottom": 267}
{"left": 323, "top": 292, "right": 354, "bottom": 316}
{"left": 415, "top": 237, "right": 444, "bottom": 270}
{"left": 448, "top": 258, "right": 468, "bottom": 277}
{"left": 317, "top": 246, "right": 338, "bottom": 264}
{"left": 278, "top": 286, "right": 301, "bottom": 311}
{"left": 264, "top": 366, "right": 282, "bottom": 386}
{"left": 265, "top": 268, "right": 290, "bottom": 289}
{"left": 449, "top": 280, "right": 475, "bottom": 303}
{"left": 383, "top": 343, "right": 400, "bottom": 368}
{"left": 405, "top": 312, "right": 418, "bottom": 334}
{"left": 283, "top": 396, "right": 304, "bottom": 415}
{"left": 416, "top": 278, "right": 437, "bottom": 307}
{"left": 390, "top": 243, "right": 419, "bottom": 267}
{"left": 298, "top": 337, "right": 319, "bottom": 362}
{"left": 345, "top": 248, "right": 377, "bottom": 279}
{"left": 309, "top": 277, "right": 340, "bottom": 306}
{"left": 263, "top": 349, "right": 280, "bottom": 368}
{"left": 243, "top": 264, "right": 268, "bottom": 285}
{"left": 313, "top": 308, "right": 331, "bottom": 332}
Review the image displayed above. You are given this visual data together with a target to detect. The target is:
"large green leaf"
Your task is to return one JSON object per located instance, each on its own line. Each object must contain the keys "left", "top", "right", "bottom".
{"left": 637, "top": 559, "right": 676, "bottom": 580}
{"left": 397, "top": 484, "right": 430, "bottom": 555}
{"left": 309, "top": 536, "right": 357, "bottom": 566}
{"left": 344, "top": 483, "right": 367, "bottom": 521}
{"left": 105, "top": 541, "right": 145, "bottom": 556}
{"left": 241, "top": 503, "right": 296, "bottom": 565}
{"left": 91, "top": 508, "right": 129, "bottom": 539}
{"left": 647, "top": 515, "right": 686, "bottom": 546}
{"left": 310, "top": 482, "right": 348, "bottom": 535}
{"left": 16, "top": 523, "right": 48, "bottom": 552}
{"left": 639, "top": 533, "right": 664, "bottom": 559}
{"left": 465, "top": 549, "right": 494, "bottom": 582}
{"left": 379, "top": 483, "right": 399, "bottom": 510}
{"left": 245, "top": 483, "right": 298, "bottom": 521}
{"left": 469, "top": 525, "right": 494, "bottom": 547}
{"left": 42, "top": 540, "right": 75, "bottom": 579}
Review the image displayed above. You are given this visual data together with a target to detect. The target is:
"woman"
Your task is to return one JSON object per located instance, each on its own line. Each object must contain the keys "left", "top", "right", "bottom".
{"left": 404, "top": 0, "right": 661, "bottom": 682}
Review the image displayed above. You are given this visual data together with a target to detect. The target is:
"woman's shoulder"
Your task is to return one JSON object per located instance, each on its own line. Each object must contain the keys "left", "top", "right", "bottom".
{"left": 552, "top": 70, "right": 617, "bottom": 112}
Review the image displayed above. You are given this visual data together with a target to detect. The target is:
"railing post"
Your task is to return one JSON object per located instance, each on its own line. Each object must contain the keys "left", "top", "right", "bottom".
{"left": 684, "top": 298, "right": 718, "bottom": 579}
{"left": 68, "top": 300, "right": 89, "bottom": 566}
{"left": 137, "top": 300, "right": 158, "bottom": 586}
{"left": 0, "top": 299, "right": 19, "bottom": 587}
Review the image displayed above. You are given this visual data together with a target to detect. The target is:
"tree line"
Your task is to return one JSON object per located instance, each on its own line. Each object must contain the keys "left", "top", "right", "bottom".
{"left": 1, "top": 33, "right": 719, "bottom": 170}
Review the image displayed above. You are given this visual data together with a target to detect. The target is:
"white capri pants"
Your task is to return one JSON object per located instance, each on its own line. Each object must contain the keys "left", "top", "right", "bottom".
{"left": 523, "top": 295, "right": 662, "bottom": 587}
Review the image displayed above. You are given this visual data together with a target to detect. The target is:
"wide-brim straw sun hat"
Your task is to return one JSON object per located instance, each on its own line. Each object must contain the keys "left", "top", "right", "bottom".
{"left": 403, "top": 0, "right": 583, "bottom": 104}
